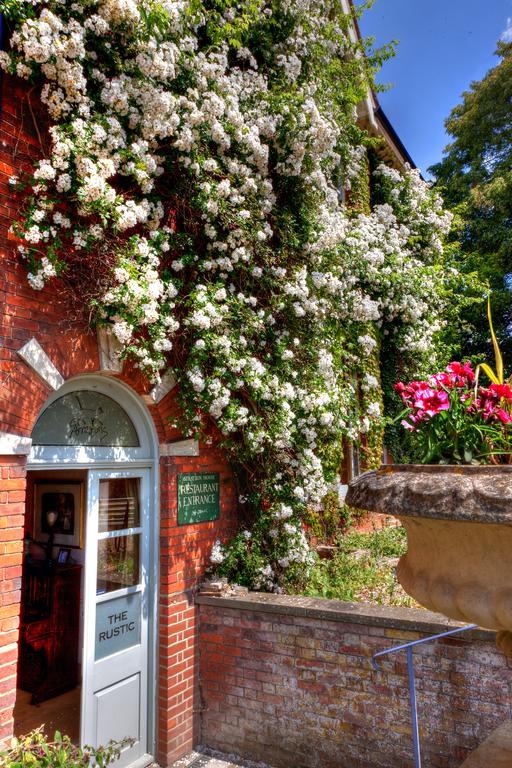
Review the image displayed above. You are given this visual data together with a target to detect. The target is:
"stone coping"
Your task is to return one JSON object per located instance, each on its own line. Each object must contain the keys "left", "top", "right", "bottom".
{"left": 196, "top": 592, "right": 494, "bottom": 640}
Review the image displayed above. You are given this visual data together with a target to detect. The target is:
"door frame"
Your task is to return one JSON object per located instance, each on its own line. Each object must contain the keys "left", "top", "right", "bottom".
{"left": 26, "top": 375, "right": 160, "bottom": 761}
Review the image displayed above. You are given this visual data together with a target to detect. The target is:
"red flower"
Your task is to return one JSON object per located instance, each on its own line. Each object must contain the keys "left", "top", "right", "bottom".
{"left": 446, "top": 361, "right": 475, "bottom": 385}
{"left": 496, "top": 409, "right": 512, "bottom": 425}
{"left": 429, "top": 371, "right": 453, "bottom": 388}
{"left": 489, "top": 383, "right": 512, "bottom": 401}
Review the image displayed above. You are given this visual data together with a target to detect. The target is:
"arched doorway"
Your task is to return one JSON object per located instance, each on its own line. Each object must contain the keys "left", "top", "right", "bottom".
{"left": 17, "top": 375, "right": 158, "bottom": 768}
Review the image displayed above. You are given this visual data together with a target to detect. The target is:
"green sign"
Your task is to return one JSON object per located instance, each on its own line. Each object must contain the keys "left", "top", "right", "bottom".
{"left": 178, "top": 472, "right": 220, "bottom": 525}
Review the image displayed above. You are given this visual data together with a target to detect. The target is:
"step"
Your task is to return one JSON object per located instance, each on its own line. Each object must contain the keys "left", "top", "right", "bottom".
{"left": 461, "top": 721, "right": 512, "bottom": 767}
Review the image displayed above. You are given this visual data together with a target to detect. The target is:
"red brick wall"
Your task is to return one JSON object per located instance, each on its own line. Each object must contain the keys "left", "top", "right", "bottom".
{"left": 197, "top": 594, "right": 512, "bottom": 768}
{"left": 0, "top": 458, "right": 25, "bottom": 743}
{"left": 0, "top": 71, "right": 240, "bottom": 764}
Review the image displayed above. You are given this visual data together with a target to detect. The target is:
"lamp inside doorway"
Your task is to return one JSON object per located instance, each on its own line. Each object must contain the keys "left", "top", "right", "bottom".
{"left": 45, "top": 509, "right": 58, "bottom": 566}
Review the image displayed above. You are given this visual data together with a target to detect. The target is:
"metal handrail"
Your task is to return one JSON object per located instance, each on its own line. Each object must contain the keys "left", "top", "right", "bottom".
{"left": 371, "top": 623, "right": 478, "bottom": 768}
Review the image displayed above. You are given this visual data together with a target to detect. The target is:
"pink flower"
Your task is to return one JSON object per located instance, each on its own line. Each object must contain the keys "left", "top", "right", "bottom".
{"left": 396, "top": 364, "right": 511, "bottom": 456}
{"left": 429, "top": 362, "right": 475, "bottom": 390}
{"left": 470, "top": 386, "right": 512, "bottom": 424}
{"left": 414, "top": 387, "right": 450, "bottom": 417}
{"left": 395, "top": 380, "right": 432, "bottom": 408}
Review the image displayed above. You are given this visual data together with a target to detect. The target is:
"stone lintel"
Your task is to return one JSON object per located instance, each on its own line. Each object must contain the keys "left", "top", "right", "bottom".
{"left": 160, "top": 438, "right": 199, "bottom": 457}
{"left": 150, "top": 369, "right": 176, "bottom": 404}
{"left": 0, "top": 431, "right": 32, "bottom": 456}
{"left": 17, "top": 338, "right": 65, "bottom": 391}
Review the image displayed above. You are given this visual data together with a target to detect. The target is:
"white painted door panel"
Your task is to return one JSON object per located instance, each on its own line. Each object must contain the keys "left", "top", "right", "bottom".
{"left": 95, "top": 674, "right": 141, "bottom": 746}
{"left": 82, "top": 470, "right": 150, "bottom": 768}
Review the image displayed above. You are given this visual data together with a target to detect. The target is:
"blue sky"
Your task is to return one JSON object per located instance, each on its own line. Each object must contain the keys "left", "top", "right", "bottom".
{"left": 358, "top": 0, "right": 512, "bottom": 177}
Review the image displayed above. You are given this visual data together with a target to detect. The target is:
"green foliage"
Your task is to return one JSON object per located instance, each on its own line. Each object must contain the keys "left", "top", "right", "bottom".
{"left": 430, "top": 41, "right": 512, "bottom": 363}
{"left": 360, "top": 336, "right": 385, "bottom": 469}
{"left": 346, "top": 143, "right": 371, "bottom": 214}
{"left": 212, "top": 510, "right": 316, "bottom": 591}
{"left": 301, "top": 525, "right": 414, "bottom": 606}
{"left": 0, "top": 729, "right": 130, "bottom": 768}
{"left": 380, "top": 335, "right": 419, "bottom": 464}
{"left": 304, "top": 491, "right": 356, "bottom": 542}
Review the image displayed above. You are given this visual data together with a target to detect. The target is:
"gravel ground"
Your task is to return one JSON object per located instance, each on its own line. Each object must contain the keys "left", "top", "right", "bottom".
{"left": 169, "top": 748, "right": 272, "bottom": 768}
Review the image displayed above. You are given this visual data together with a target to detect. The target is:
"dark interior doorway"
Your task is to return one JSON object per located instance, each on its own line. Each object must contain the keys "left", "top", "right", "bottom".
{"left": 14, "top": 469, "right": 86, "bottom": 743}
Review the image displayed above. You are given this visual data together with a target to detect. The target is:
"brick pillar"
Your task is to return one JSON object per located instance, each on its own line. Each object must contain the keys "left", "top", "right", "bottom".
{"left": 157, "top": 458, "right": 200, "bottom": 765}
{"left": 157, "top": 593, "right": 199, "bottom": 765}
{"left": 156, "top": 453, "right": 238, "bottom": 766}
{"left": 0, "top": 456, "right": 26, "bottom": 743}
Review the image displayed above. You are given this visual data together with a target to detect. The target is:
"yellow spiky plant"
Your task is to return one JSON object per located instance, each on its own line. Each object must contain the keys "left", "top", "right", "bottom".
{"left": 476, "top": 296, "right": 510, "bottom": 390}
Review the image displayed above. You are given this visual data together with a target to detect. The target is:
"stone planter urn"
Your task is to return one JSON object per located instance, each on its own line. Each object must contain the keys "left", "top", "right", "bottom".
{"left": 346, "top": 465, "right": 512, "bottom": 655}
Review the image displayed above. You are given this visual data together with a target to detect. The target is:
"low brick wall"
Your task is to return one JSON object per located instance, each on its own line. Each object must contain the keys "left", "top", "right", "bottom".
{"left": 196, "top": 594, "right": 512, "bottom": 768}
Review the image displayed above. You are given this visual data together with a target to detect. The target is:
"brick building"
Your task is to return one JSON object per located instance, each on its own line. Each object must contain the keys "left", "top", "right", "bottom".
{"left": 0, "top": 15, "right": 414, "bottom": 768}
{"left": 0, "top": 68, "right": 241, "bottom": 765}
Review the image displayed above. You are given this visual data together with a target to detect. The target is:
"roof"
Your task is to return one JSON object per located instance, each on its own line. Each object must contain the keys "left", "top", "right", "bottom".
{"left": 346, "top": 0, "right": 417, "bottom": 171}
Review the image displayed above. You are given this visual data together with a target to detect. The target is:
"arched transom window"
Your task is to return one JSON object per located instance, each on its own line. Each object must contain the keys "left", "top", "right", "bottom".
{"left": 32, "top": 390, "right": 140, "bottom": 448}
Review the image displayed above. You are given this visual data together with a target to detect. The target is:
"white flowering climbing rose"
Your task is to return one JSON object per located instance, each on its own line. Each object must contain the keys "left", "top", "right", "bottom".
{"left": 2, "top": 0, "right": 461, "bottom": 589}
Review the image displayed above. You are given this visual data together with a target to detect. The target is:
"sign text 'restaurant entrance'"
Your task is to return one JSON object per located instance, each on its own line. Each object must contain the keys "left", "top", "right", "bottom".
{"left": 178, "top": 472, "right": 220, "bottom": 525}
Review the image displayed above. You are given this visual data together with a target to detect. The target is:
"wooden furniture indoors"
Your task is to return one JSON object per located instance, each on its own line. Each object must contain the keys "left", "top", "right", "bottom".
{"left": 18, "top": 561, "right": 82, "bottom": 704}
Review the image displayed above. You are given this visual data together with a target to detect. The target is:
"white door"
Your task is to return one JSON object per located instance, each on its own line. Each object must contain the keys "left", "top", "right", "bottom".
{"left": 81, "top": 469, "right": 151, "bottom": 768}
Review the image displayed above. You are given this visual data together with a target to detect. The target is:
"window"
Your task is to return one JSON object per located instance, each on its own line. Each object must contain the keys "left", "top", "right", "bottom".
{"left": 32, "top": 391, "right": 140, "bottom": 447}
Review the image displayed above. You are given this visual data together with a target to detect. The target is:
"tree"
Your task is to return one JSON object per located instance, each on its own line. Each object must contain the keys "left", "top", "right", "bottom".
{"left": 430, "top": 41, "right": 512, "bottom": 364}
